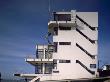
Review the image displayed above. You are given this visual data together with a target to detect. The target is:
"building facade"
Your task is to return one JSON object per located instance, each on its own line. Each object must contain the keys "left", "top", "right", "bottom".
{"left": 15, "top": 10, "right": 98, "bottom": 82}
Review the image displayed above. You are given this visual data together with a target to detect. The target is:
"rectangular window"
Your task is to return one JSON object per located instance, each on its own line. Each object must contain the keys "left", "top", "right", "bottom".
{"left": 44, "top": 63, "right": 53, "bottom": 74}
{"left": 59, "top": 60, "right": 71, "bottom": 63}
{"left": 53, "top": 27, "right": 58, "bottom": 35}
{"left": 90, "top": 64, "right": 96, "bottom": 68}
{"left": 54, "top": 42, "right": 58, "bottom": 52}
{"left": 35, "top": 63, "right": 43, "bottom": 74}
{"left": 59, "top": 26, "right": 71, "bottom": 30}
{"left": 54, "top": 14, "right": 71, "bottom": 21}
{"left": 59, "top": 42, "right": 71, "bottom": 45}
{"left": 53, "top": 59, "right": 57, "bottom": 69}
{"left": 53, "top": 71, "right": 59, "bottom": 73}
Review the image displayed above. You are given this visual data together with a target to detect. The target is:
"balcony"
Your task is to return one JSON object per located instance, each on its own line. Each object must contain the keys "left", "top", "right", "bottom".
{"left": 25, "top": 44, "right": 55, "bottom": 65}
{"left": 36, "top": 44, "right": 55, "bottom": 59}
{"left": 25, "top": 58, "right": 53, "bottom": 66}
{"left": 48, "top": 13, "right": 77, "bottom": 33}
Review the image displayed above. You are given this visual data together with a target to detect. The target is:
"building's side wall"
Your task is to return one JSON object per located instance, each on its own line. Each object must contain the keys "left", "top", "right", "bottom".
{"left": 52, "top": 11, "right": 98, "bottom": 80}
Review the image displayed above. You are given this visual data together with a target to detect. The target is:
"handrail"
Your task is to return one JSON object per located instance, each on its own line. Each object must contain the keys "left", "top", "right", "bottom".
{"left": 76, "top": 15, "right": 96, "bottom": 31}
{"left": 76, "top": 43, "right": 95, "bottom": 59}
{"left": 76, "top": 28, "right": 95, "bottom": 44}
{"left": 76, "top": 60, "right": 95, "bottom": 75}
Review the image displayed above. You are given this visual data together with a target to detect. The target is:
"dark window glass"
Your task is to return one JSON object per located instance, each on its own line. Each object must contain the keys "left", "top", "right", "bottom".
{"left": 53, "top": 71, "right": 59, "bottom": 73}
{"left": 54, "top": 42, "right": 58, "bottom": 52}
{"left": 54, "top": 14, "right": 71, "bottom": 21}
{"left": 59, "top": 42, "right": 71, "bottom": 45}
{"left": 44, "top": 63, "right": 53, "bottom": 74}
{"left": 59, "top": 60, "right": 71, "bottom": 63}
{"left": 59, "top": 26, "right": 71, "bottom": 30}
{"left": 35, "top": 63, "right": 43, "bottom": 74}
{"left": 54, "top": 27, "right": 58, "bottom": 35}
{"left": 90, "top": 64, "right": 96, "bottom": 68}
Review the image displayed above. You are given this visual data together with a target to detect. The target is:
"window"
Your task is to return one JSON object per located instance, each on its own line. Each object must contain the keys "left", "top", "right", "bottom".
{"left": 90, "top": 64, "right": 96, "bottom": 68}
{"left": 59, "top": 60, "right": 71, "bottom": 63}
{"left": 59, "top": 42, "right": 71, "bottom": 45}
{"left": 53, "top": 71, "right": 59, "bottom": 73}
{"left": 53, "top": 59, "right": 57, "bottom": 69}
{"left": 54, "top": 14, "right": 71, "bottom": 21}
{"left": 54, "top": 42, "right": 58, "bottom": 52}
{"left": 59, "top": 26, "right": 71, "bottom": 30}
{"left": 53, "top": 27, "right": 58, "bottom": 35}
{"left": 44, "top": 63, "right": 53, "bottom": 74}
{"left": 35, "top": 63, "right": 43, "bottom": 74}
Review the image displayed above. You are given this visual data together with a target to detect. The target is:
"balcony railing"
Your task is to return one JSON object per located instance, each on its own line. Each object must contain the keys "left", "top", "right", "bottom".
{"left": 36, "top": 44, "right": 56, "bottom": 59}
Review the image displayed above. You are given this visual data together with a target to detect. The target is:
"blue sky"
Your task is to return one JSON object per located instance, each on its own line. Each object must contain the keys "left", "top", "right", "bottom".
{"left": 0, "top": 0, "right": 110, "bottom": 79}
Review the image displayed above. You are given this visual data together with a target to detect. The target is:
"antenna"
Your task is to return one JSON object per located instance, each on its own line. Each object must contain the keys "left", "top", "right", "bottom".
{"left": 48, "top": 0, "right": 51, "bottom": 20}
{"left": 48, "top": 0, "right": 50, "bottom": 13}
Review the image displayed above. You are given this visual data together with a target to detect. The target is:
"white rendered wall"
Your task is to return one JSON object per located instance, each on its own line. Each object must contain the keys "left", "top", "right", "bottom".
{"left": 51, "top": 11, "right": 98, "bottom": 80}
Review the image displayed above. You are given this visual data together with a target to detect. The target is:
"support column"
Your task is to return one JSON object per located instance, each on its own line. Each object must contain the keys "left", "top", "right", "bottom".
{"left": 42, "top": 63, "right": 45, "bottom": 74}
{"left": 71, "top": 10, "right": 76, "bottom": 23}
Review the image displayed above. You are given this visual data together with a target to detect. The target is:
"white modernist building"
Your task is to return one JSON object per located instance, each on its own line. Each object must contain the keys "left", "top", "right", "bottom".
{"left": 15, "top": 10, "right": 98, "bottom": 82}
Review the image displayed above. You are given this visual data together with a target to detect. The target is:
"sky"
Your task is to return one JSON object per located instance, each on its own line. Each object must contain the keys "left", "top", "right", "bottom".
{"left": 0, "top": 0, "right": 110, "bottom": 79}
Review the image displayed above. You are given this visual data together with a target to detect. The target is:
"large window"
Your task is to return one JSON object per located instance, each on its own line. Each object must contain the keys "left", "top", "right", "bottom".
{"left": 90, "top": 64, "right": 96, "bottom": 68}
{"left": 59, "top": 26, "right": 71, "bottom": 30}
{"left": 54, "top": 42, "right": 58, "bottom": 52}
{"left": 35, "top": 63, "right": 43, "bottom": 74}
{"left": 44, "top": 63, "right": 53, "bottom": 74}
{"left": 59, "top": 60, "right": 71, "bottom": 63}
{"left": 59, "top": 42, "right": 71, "bottom": 45}
{"left": 54, "top": 14, "right": 71, "bottom": 21}
{"left": 53, "top": 27, "right": 58, "bottom": 35}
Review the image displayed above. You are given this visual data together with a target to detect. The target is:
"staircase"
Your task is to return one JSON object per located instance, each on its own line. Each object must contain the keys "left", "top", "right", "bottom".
{"left": 29, "top": 77, "right": 40, "bottom": 82}
{"left": 76, "top": 60, "right": 95, "bottom": 75}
